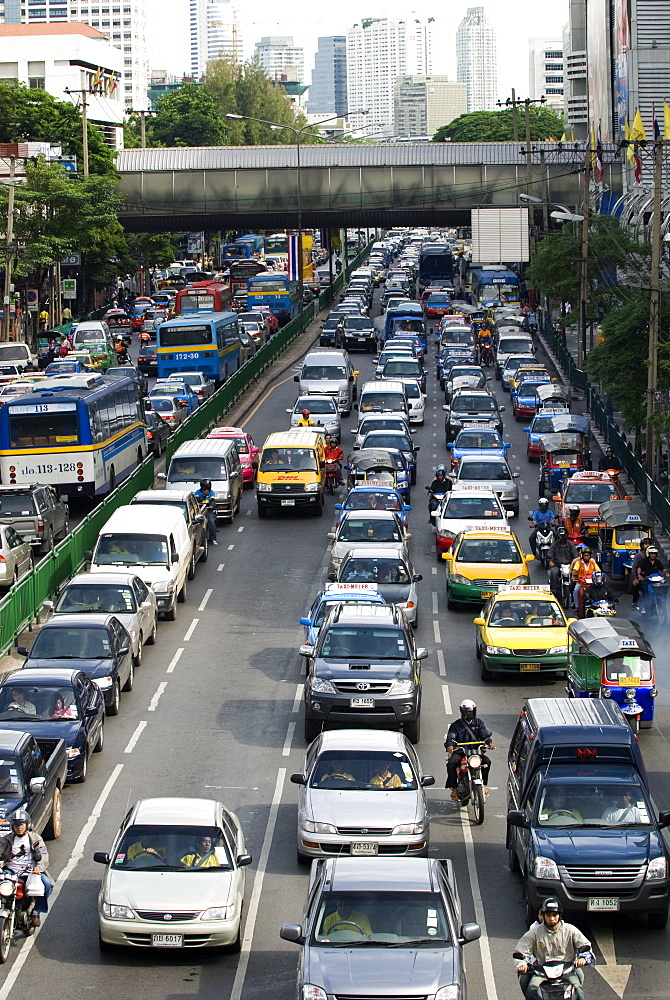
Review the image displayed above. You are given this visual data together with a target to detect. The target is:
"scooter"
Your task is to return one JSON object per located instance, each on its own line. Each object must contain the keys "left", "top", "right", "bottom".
{"left": 426, "top": 486, "right": 446, "bottom": 526}
{"left": 325, "top": 460, "right": 341, "bottom": 495}
{"left": 583, "top": 596, "right": 617, "bottom": 618}
{"left": 529, "top": 517, "right": 554, "bottom": 570}
{"left": 514, "top": 954, "right": 592, "bottom": 1000}
{"left": 0, "top": 871, "right": 39, "bottom": 962}
{"left": 643, "top": 573, "right": 669, "bottom": 624}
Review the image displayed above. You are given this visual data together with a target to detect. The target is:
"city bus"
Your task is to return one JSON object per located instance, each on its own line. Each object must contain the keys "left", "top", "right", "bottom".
{"left": 469, "top": 266, "right": 521, "bottom": 307}
{"left": 222, "top": 243, "right": 251, "bottom": 261}
{"left": 0, "top": 373, "right": 147, "bottom": 496}
{"left": 263, "top": 233, "right": 289, "bottom": 256}
{"left": 234, "top": 234, "right": 264, "bottom": 257}
{"left": 156, "top": 312, "right": 242, "bottom": 385}
{"left": 228, "top": 260, "right": 268, "bottom": 296}
{"left": 175, "top": 281, "right": 233, "bottom": 316}
{"left": 418, "top": 243, "right": 455, "bottom": 295}
{"left": 246, "top": 274, "right": 300, "bottom": 319}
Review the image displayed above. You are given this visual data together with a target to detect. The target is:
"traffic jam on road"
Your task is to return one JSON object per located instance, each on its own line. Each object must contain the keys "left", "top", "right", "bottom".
{"left": 0, "top": 228, "right": 668, "bottom": 1000}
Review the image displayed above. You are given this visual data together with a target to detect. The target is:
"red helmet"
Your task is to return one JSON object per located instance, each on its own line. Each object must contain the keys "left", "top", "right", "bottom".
{"left": 301, "top": 409, "right": 310, "bottom": 417}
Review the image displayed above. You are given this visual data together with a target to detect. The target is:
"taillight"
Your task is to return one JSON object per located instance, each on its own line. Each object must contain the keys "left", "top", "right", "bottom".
{"left": 37, "top": 523, "right": 44, "bottom": 533}
{"left": 15, "top": 882, "right": 23, "bottom": 900}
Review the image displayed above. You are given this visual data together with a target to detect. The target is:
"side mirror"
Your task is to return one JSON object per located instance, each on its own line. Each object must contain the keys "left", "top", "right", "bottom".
{"left": 171, "top": 553, "right": 179, "bottom": 563}
{"left": 512, "top": 472, "right": 520, "bottom": 478}
{"left": 333, "top": 503, "right": 343, "bottom": 510}
{"left": 499, "top": 405, "right": 506, "bottom": 412}
{"left": 521, "top": 427, "right": 530, "bottom": 434}
{"left": 29, "top": 776, "right": 46, "bottom": 794}
{"left": 413, "top": 574, "right": 423, "bottom": 582}
{"left": 285, "top": 408, "right": 292, "bottom": 414}
{"left": 42, "top": 600, "right": 54, "bottom": 612}
{"left": 473, "top": 617, "right": 485, "bottom": 626}
{"left": 299, "top": 645, "right": 313, "bottom": 657}
{"left": 442, "top": 404, "right": 448, "bottom": 411}
{"left": 525, "top": 554, "right": 535, "bottom": 562}
{"left": 293, "top": 374, "right": 299, "bottom": 382}
{"left": 16, "top": 646, "right": 30, "bottom": 657}
{"left": 327, "top": 572, "right": 337, "bottom": 582}
{"left": 252, "top": 461, "right": 258, "bottom": 470}
{"left": 118, "top": 646, "right": 130, "bottom": 656}
{"left": 157, "top": 472, "right": 167, "bottom": 480}
{"left": 421, "top": 775, "right": 435, "bottom": 787}
{"left": 442, "top": 552, "right": 453, "bottom": 561}
{"left": 416, "top": 647, "right": 428, "bottom": 659}
{"left": 86, "top": 705, "right": 100, "bottom": 717}
{"left": 414, "top": 446, "right": 420, "bottom": 452}
{"left": 658, "top": 810, "right": 670, "bottom": 829}
{"left": 507, "top": 809, "right": 529, "bottom": 829}
{"left": 236, "top": 853, "right": 253, "bottom": 867}
{"left": 93, "top": 852, "right": 110, "bottom": 866}
{"left": 85, "top": 550, "right": 93, "bottom": 562}
{"left": 290, "top": 773, "right": 307, "bottom": 785}
{"left": 280, "top": 923, "right": 304, "bottom": 945}
{"left": 299, "top": 617, "right": 311, "bottom": 627}
{"left": 459, "top": 922, "right": 482, "bottom": 945}
{"left": 326, "top": 531, "right": 336, "bottom": 540}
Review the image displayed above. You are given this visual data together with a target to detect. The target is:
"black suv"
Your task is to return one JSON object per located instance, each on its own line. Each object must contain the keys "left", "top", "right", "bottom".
{"left": 300, "top": 604, "right": 427, "bottom": 744}
{"left": 0, "top": 484, "right": 69, "bottom": 554}
{"left": 444, "top": 389, "right": 504, "bottom": 445}
{"left": 342, "top": 316, "right": 377, "bottom": 353}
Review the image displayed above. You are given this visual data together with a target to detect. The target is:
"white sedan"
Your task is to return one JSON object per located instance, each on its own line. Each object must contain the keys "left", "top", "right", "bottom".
{"left": 327, "top": 509, "right": 410, "bottom": 576}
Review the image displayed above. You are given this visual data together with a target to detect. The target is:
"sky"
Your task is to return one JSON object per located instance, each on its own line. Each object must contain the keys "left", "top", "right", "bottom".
{"left": 147, "top": 0, "right": 569, "bottom": 104}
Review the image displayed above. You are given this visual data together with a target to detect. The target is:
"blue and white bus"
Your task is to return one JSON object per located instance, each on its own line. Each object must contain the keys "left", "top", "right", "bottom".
{"left": 0, "top": 373, "right": 147, "bottom": 496}
{"left": 156, "top": 312, "right": 242, "bottom": 385}
{"left": 469, "top": 266, "right": 521, "bottom": 307}
{"left": 246, "top": 274, "right": 300, "bottom": 319}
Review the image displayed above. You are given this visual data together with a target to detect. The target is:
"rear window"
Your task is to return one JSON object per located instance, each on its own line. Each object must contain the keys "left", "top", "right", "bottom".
{"left": 499, "top": 339, "right": 533, "bottom": 355}
{"left": 0, "top": 494, "right": 36, "bottom": 516}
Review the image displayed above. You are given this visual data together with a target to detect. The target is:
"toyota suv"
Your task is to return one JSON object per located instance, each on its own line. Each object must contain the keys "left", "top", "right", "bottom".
{"left": 300, "top": 604, "right": 427, "bottom": 744}
{"left": 0, "top": 484, "right": 69, "bottom": 554}
{"left": 444, "top": 390, "right": 504, "bottom": 445}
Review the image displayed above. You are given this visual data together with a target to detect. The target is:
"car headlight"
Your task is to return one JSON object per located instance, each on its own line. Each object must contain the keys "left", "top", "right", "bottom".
{"left": 201, "top": 905, "right": 233, "bottom": 920}
{"left": 304, "top": 482, "right": 320, "bottom": 493}
{"left": 486, "top": 645, "right": 511, "bottom": 655}
{"left": 647, "top": 857, "right": 667, "bottom": 880}
{"left": 152, "top": 581, "right": 175, "bottom": 595}
{"left": 548, "top": 645, "right": 569, "bottom": 655}
{"left": 67, "top": 748, "right": 82, "bottom": 759}
{"left": 102, "top": 902, "right": 135, "bottom": 920}
{"left": 303, "top": 820, "right": 337, "bottom": 834}
{"left": 93, "top": 676, "right": 113, "bottom": 691}
{"left": 451, "top": 574, "right": 471, "bottom": 586}
{"left": 436, "top": 987, "right": 460, "bottom": 1000}
{"left": 392, "top": 821, "right": 426, "bottom": 835}
{"left": 533, "top": 856, "right": 559, "bottom": 880}
{"left": 302, "top": 987, "right": 327, "bottom": 1000}
{"left": 310, "top": 676, "right": 336, "bottom": 694}
{"left": 509, "top": 576, "right": 527, "bottom": 585}
{"left": 330, "top": 555, "right": 342, "bottom": 566}
{"left": 256, "top": 482, "right": 271, "bottom": 492}
{"left": 388, "top": 678, "right": 415, "bottom": 695}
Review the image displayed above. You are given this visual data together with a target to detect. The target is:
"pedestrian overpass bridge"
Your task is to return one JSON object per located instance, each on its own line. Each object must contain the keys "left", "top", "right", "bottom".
{"left": 116, "top": 142, "right": 622, "bottom": 233}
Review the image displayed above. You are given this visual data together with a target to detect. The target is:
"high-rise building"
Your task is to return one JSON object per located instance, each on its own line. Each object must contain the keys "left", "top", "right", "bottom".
{"left": 189, "top": 0, "right": 241, "bottom": 79}
{"left": 254, "top": 35, "right": 304, "bottom": 84}
{"left": 394, "top": 75, "right": 467, "bottom": 137}
{"left": 307, "top": 36, "right": 347, "bottom": 118}
{"left": 528, "top": 37, "right": 564, "bottom": 111}
{"left": 0, "top": 0, "right": 149, "bottom": 111}
{"left": 346, "top": 17, "right": 434, "bottom": 136}
{"left": 456, "top": 6, "right": 497, "bottom": 112}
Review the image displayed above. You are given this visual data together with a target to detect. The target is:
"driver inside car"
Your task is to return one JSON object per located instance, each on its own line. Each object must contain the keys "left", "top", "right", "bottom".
{"left": 322, "top": 897, "right": 372, "bottom": 937}
{"left": 544, "top": 789, "right": 583, "bottom": 823}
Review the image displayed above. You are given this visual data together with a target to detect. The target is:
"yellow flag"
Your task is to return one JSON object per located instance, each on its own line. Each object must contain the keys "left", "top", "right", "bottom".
{"left": 560, "top": 131, "right": 567, "bottom": 141}
{"left": 664, "top": 102, "right": 670, "bottom": 140}
{"left": 631, "top": 108, "right": 647, "bottom": 141}
{"left": 624, "top": 120, "right": 634, "bottom": 164}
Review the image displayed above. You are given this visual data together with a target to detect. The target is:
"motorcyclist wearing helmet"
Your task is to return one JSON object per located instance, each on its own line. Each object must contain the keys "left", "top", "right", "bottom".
{"left": 583, "top": 569, "right": 618, "bottom": 610}
{"left": 563, "top": 505, "right": 585, "bottom": 544}
{"left": 570, "top": 547, "right": 599, "bottom": 614}
{"left": 598, "top": 446, "right": 622, "bottom": 473}
{"left": 444, "top": 700, "right": 495, "bottom": 801}
{"left": 0, "top": 810, "right": 53, "bottom": 927}
{"left": 635, "top": 544, "right": 670, "bottom": 613}
{"left": 514, "top": 898, "right": 593, "bottom": 1000}
{"left": 324, "top": 434, "right": 344, "bottom": 486}
{"left": 297, "top": 408, "right": 315, "bottom": 427}
{"left": 547, "top": 526, "right": 578, "bottom": 597}
{"left": 427, "top": 465, "right": 451, "bottom": 524}
{"left": 528, "top": 498, "right": 555, "bottom": 557}
{"left": 194, "top": 478, "right": 218, "bottom": 546}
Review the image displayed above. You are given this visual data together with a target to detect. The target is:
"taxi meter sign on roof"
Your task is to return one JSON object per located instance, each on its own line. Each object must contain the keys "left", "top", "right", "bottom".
{"left": 325, "top": 583, "right": 379, "bottom": 593}
{"left": 497, "top": 585, "right": 552, "bottom": 594}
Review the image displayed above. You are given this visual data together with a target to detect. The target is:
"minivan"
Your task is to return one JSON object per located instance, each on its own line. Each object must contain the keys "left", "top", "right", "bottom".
{"left": 357, "top": 379, "right": 409, "bottom": 418}
{"left": 89, "top": 504, "right": 192, "bottom": 620}
{"left": 163, "top": 439, "right": 243, "bottom": 523}
{"left": 495, "top": 335, "right": 535, "bottom": 379}
{"left": 294, "top": 350, "right": 358, "bottom": 416}
{"left": 256, "top": 430, "right": 326, "bottom": 518}
{"left": 0, "top": 342, "right": 35, "bottom": 371}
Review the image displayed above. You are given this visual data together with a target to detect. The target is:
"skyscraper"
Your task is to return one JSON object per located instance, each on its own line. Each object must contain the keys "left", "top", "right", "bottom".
{"left": 0, "top": 0, "right": 149, "bottom": 110}
{"left": 254, "top": 36, "right": 304, "bottom": 84}
{"left": 346, "top": 17, "right": 434, "bottom": 136}
{"left": 456, "top": 6, "right": 497, "bottom": 112}
{"left": 308, "top": 36, "right": 347, "bottom": 117}
{"left": 528, "top": 37, "right": 564, "bottom": 111}
{"left": 189, "top": 0, "right": 241, "bottom": 79}
{"left": 394, "top": 76, "right": 467, "bottom": 137}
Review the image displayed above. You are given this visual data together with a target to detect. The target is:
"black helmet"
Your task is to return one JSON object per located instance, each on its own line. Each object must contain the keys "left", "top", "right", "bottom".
{"left": 540, "top": 897, "right": 563, "bottom": 916}
{"left": 556, "top": 526, "right": 567, "bottom": 538}
{"left": 9, "top": 809, "right": 30, "bottom": 829}
{"left": 581, "top": 547, "right": 592, "bottom": 557}
{"left": 200, "top": 479, "right": 212, "bottom": 490}
{"left": 592, "top": 570, "right": 604, "bottom": 585}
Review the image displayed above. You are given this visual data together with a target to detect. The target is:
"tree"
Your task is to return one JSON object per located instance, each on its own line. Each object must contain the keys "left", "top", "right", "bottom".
{"left": 149, "top": 84, "right": 228, "bottom": 147}
{"left": 432, "top": 106, "right": 564, "bottom": 143}
{"left": 124, "top": 232, "right": 177, "bottom": 271}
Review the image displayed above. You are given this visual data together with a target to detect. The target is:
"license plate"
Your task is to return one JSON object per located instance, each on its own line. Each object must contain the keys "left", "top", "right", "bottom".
{"left": 587, "top": 898, "right": 619, "bottom": 912}
{"left": 351, "top": 842, "right": 378, "bottom": 855}
{"left": 151, "top": 933, "right": 184, "bottom": 947}
{"left": 358, "top": 337, "right": 367, "bottom": 342}
{"left": 587, "top": 525, "right": 598, "bottom": 534}
{"left": 281, "top": 499, "right": 295, "bottom": 506}
{"left": 520, "top": 663, "right": 541, "bottom": 671}
{"left": 480, "top": 591, "right": 494, "bottom": 599}
{"left": 350, "top": 697, "right": 375, "bottom": 708}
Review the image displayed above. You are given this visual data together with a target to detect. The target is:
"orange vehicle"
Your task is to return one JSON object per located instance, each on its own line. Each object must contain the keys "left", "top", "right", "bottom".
{"left": 553, "top": 471, "right": 629, "bottom": 539}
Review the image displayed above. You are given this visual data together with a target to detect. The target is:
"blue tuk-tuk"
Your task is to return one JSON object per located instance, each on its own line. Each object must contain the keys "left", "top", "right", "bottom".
{"left": 567, "top": 618, "right": 657, "bottom": 730}
{"left": 598, "top": 500, "right": 654, "bottom": 580}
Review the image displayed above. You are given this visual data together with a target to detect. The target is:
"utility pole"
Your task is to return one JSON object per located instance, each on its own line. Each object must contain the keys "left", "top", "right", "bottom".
{"left": 645, "top": 135, "right": 664, "bottom": 474}
{"left": 511, "top": 88, "right": 519, "bottom": 142}
{"left": 64, "top": 89, "right": 89, "bottom": 176}
{"left": 578, "top": 145, "right": 591, "bottom": 370}
{"left": 2, "top": 156, "right": 16, "bottom": 342}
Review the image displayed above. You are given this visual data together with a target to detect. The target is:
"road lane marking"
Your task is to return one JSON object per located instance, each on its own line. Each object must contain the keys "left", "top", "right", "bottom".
{"left": 432, "top": 591, "right": 438, "bottom": 614}
{"left": 124, "top": 720, "right": 147, "bottom": 754}
{"left": 432, "top": 567, "right": 437, "bottom": 575}
{"left": 442, "top": 685, "right": 452, "bottom": 714}
{"left": 282, "top": 722, "right": 296, "bottom": 756}
{"left": 198, "top": 589, "right": 213, "bottom": 611}
{"left": 459, "top": 809, "right": 499, "bottom": 1000}
{"left": 238, "top": 525, "right": 245, "bottom": 532}
{"left": 592, "top": 924, "right": 632, "bottom": 998}
{"left": 240, "top": 372, "right": 299, "bottom": 426}
{"left": 228, "top": 543, "right": 235, "bottom": 550}
{"left": 437, "top": 649, "right": 446, "bottom": 677}
{"left": 0, "top": 763, "right": 125, "bottom": 1000}
{"left": 183, "top": 618, "right": 199, "bottom": 641}
{"left": 433, "top": 619, "right": 441, "bottom": 643}
{"left": 246, "top": 509, "right": 252, "bottom": 515}
{"left": 148, "top": 681, "right": 167, "bottom": 712}
{"left": 167, "top": 647, "right": 184, "bottom": 673}
{"left": 230, "top": 769, "right": 287, "bottom": 1000}
{"left": 524, "top": 493, "right": 529, "bottom": 499}
{"left": 217, "top": 563, "right": 225, "bottom": 571}
{"left": 293, "top": 683, "right": 304, "bottom": 713}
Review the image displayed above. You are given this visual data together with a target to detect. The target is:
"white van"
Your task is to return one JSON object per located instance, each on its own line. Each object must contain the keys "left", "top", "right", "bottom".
{"left": 357, "top": 379, "right": 409, "bottom": 418}
{"left": 72, "top": 321, "right": 112, "bottom": 350}
{"left": 0, "top": 342, "right": 36, "bottom": 370}
{"left": 294, "top": 350, "right": 358, "bottom": 416}
{"left": 163, "top": 439, "right": 243, "bottom": 522}
{"left": 89, "top": 504, "right": 191, "bottom": 620}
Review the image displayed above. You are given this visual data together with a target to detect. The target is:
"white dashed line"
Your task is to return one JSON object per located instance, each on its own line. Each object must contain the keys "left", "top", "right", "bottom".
{"left": 293, "top": 683, "right": 304, "bottom": 713}
{"left": 282, "top": 722, "right": 296, "bottom": 756}
{"left": 432, "top": 591, "right": 438, "bottom": 615}
{"left": 198, "top": 589, "right": 213, "bottom": 611}
{"left": 246, "top": 508, "right": 252, "bottom": 515}
{"left": 442, "top": 685, "right": 452, "bottom": 715}
{"left": 217, "top": 563, "right": 225, "bottom": 571}
{"left": 433, "top": 619, "right": 441, "bottom": 643}
{"left": 166, "top": 647, "right": 183, "bottom": 673}
{"left": 437, "top": 649, "right": 446, "bottom": 677}
{"left": 238, "top": 525, "right": 245, "bottom": 532}
{"left": 124, "top": 720, "right": 147, "bottom": 754}
{"left": 432, "top": 567, "right": 437, "bottom": 575}
{"left": 228, "top": 543, "right": 235, "bottom": 550}
{"left": 183, "top": 618, "right": 199, "bottom": 641}
{"left": 459, "top": 810, "right": 500, "bottom": 1000}
{"left": 523, "top": 493, "right": 529, "bottom": 499}
{"left": 148, "top": 682, "right": 167, "bottom": 712}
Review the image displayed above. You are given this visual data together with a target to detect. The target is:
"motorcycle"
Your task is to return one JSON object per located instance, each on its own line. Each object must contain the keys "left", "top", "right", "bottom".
{"left": 449, "top": 742, "right": 490, "bottom": 825}
{"left": 583, "top": 598, "right": 617, "bottom": 618}
{"left": 514, "top": 954, "right": 592, "bottom": 1000}
{"left": 552, "top": 563, "right": 573, "bottom": 610}
{"left": 529, "top": 518, "right": 554, "bottom": 570}
{"left": 479, "top": 343, "right": 494, "bottom": 367}
{"left": 643, "top": 573, "right": 669, "bottom": 624}
{"left": 325, "top": 460, "right": 341, "bottom": 495}
{"left": 426, "top": 486, "right": 446, "bottom": 526}
{"left": 0, "top": 871, "right": 39, "bottom": 961}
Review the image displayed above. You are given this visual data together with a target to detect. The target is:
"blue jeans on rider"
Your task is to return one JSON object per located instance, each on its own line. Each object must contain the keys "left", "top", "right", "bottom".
{"left": 205, "top": 509, "right": 217, "bottom": 543}
{"left": 31, "top": 874, "right": 52, "bottom": 914}
{"left": 573, "top": 582, "right": 583, "bottom": 610}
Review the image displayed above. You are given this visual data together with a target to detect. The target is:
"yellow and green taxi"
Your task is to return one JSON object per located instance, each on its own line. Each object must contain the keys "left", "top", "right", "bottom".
{"left": 443, "top": 526, "right": 534, "bottom": 608}
{"left": 82, "top": 340, "right": 113, "bottom": 371}
{"left": 473, "top": 585, "right": 574, "bottom": 680}
{"left": 69, "top": 349, "right": 103, "bottom": 372}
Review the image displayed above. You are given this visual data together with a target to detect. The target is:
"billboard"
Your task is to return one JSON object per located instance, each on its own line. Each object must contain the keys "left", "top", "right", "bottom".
{"left": 587, "top": 0, "right": 613, "bottom": 139}
{"left": 471, "top": 208, "right": 530, "bottom": 264}
{"left": 613, "top": 0, "right": 630, "bottom": 137}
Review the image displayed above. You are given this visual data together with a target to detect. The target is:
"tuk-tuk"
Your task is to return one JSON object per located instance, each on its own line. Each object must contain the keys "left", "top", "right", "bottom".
{"left": 538, "top": 432, "right": 585, "bottom": 495}
{"left": 535, "top": 382, "right": 572, "bottom": 410}
{"left": 566, "top": 617, "right": 657, "bottom": 730}
{"left": 598, "top": 500, "right": 654, "bottom": 580}
{"left": 549, "top": 413, "right": 591, "bottom": 467}
{"left": 345, "top": 449, "right": 404, "bottom": 494}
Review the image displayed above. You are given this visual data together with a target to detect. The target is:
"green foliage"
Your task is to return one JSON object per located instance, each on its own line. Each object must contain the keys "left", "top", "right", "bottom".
{"left": 432, "top": 106, "right": 564, "bottom": 143}
{"left": 124, "top": 232, "right": 177, "bottom": 271}
{"left": 0, "top": 82, "right": 116, "bottom": 175}
{"left": 150, "top": 84, "right": 227, "bottom": 147}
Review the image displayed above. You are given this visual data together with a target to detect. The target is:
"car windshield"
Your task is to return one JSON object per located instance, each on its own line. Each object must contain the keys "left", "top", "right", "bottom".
{"left": 344, "top": 491, "right": 401, "bottom": 512}
{"left": 450, "top": 368, "right": 482, "bottom": 381}
{"left": 455, "top": 432, "right": 502, "bottom": 450}
{"left": 30, "top": 626, "right": 113, "bottom": 659}
{"left": 565, "top": 483, "right": 617, "bottom": 503}
{"left": 364, "top": 434, "right": 412, "bottom": 453}
{"left": 360, "top": 418, "right": 407, "bottom": 435}
{"left": 56, "top": 584, "right": 136, "bottom": 615}
{"left": 403, "top": 382, "right": 421, "bottom": 399}
{"left": 95, "top": 533, "right": 169, "bottom": 566}
{"left": 345, "top": 317, "right": 372, "bottom": 329}
{"left": 360, "top": 394, "right": 405, "bottom": 412}
{"left": 456, "top": 538, "right": 521, "bottom": 563}
{"left": 312, "top": 891, "right": 451, "bottom": 946}
{"left": 302, "top": 365, "right": 347, "bottom": 380}
{"left": 151, "top": 385, "right": 186, "bottom": 398}
{"left": 459, "top": 462, "right": 510, "bottom": 481}
{"left": 0, "top": 757, "right": 23, "bottom": 796}
{"left": 530, "top": 416, "right": 556, "bottom": 434}
{"left": 536, "top": 782, "right": 652, "bottom": 828}
{"left": 310, "top": 750, "right": 417, "bottom": 790}
{"left": 295, "top": 399, "right": 336, "bottom": 414}
{"left": 499, "top": 339, "right": 532, "bottom": 355}
{"left": 441, "top": 331, "right": 471, "bottom": 345}
{"left": 384, "top": 361, "right": 420, "bottom": 376}
{"left": 112, "top": 824, "right": 232, "bottom": 870}
{"left": 75, "top": 329, "right": 105, "bottom": 342}
{"left": 0, "top": 684, "right": 80, "bottom": 720}
{"left": 0, "top": 346, "right": 28, "bottom": 361}
{"left": 177, "top": 374, "right": 203, "bottom": 387}
{"left": 453, "top": 395, "right": 496, "bottom": 412}
{"left": 614, "top": 527, "right": 648, "bottom": 545}
{"left": 488, "top": 599, "right": 564, "bottom": 626}
{"left": 338, "top": 516, "right": 402, "bottom": 543}
{"left": 260, "top": 448, "right": 318, "bottom": 472}
{"left": 341, "top": 558, "right": 410, "bottom": 584}
{"left": 442, "top": 497, "right": 502, "bottom": 519}
{"left": 169, "top": 458, "right": 228, "bottom": 481}
{"left": 0, "top": 494, "right": 36, "bottom": 516}
{"left": 604, "top": 654, "right": 653, "bottom": 682}
{"left": 321, "top": 625, "right": 408, "bottom": 659}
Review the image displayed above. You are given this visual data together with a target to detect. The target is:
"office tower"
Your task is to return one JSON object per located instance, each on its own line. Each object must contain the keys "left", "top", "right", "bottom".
{"left": 308, "top": 36, "right": 347, "bottom": 117}
{"left": 394, "top": 76, "right": 468, "bottom": 137}
{"left": 456, "top": 6, "right": 497, "bottom": 112}
{"left": 254, "top": 35, "right": 304, "bottom": 84}
{"left": 189, "top": 0, "right": 241, "bottom": 79}
{"left": 346, "top": 17, "right": 434, "bottom": 136}
{"left": 528, "top": 37, "right": 564, "bottom": 111}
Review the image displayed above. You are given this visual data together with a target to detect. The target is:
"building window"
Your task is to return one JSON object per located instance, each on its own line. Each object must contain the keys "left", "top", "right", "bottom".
{"left": 29, "top": 76, "right": 45, "bottom": 88}
{"left": 546, "top": 76, "right": 563, "bottom": 83}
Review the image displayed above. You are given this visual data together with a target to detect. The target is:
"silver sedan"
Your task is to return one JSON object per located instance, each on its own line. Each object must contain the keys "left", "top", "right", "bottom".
{"left": 0, "top": 524, "right": 32, "bottom": 591}
{"left": 327, "top": 509, "right": 410, "bottom": 577}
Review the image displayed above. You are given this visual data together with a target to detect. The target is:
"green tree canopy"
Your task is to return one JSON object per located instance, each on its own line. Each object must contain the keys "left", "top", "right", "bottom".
{"left": 432, "top": 106, "right": 564, "bottom": 143}
{"left": 148, "top": 83, "right": 227, "bottom": 147}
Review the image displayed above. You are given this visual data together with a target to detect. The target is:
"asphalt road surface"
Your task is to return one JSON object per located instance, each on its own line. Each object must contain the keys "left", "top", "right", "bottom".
{"left": 2, "top": 303, "right": 669, "bottom": 1000}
